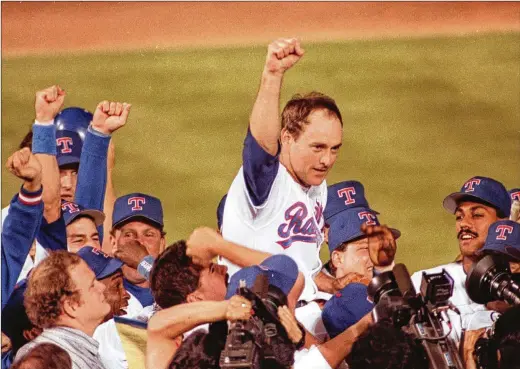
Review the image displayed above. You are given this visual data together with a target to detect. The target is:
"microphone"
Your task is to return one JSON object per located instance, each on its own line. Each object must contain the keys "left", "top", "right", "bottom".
{"left": 393, "top": 263, "right": 417, "bottom": 301}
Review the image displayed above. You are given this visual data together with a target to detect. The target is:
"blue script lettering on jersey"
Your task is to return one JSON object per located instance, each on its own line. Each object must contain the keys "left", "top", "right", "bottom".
{"left": 277, "top": 202, "right": 322, "bottom": 249}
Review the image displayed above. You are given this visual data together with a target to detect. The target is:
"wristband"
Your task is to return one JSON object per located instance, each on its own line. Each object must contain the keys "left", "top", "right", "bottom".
{"left": 88, "top": 124, "right": 111, "bottom": 138}
{"left": 32, "top": 122, "right": 56, "bottom": 155}
{"left": 19, "top": 185, "right": 43, "bottom": 206}
{"left": 137, "top": 255, "right": 155, "bottom": 280}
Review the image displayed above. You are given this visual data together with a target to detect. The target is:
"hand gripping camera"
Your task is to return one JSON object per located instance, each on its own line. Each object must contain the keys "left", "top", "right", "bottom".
{"left": 219, "top": 275, "right": 296, "bottom": 369}
{"left": 368, "top": 264, "right": 465, "bottom": 369}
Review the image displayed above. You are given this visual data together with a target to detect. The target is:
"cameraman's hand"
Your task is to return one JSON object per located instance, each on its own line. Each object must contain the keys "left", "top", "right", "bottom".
{"left": 462, "top": 328, "right": 487, "bottom": 369}
{"left": 278, "top": 305, "right": 303, "bottom": 344}
{"left": 226, "top": 295, "right": 253, "bottom": 321}
{"left": 361, "top": 223, "right": 397, "bottom": 267}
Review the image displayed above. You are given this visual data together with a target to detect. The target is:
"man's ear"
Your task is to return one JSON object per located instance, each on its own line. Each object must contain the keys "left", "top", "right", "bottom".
{"left": 331, "top": 250, "right": 343, "bottom": 270}
{"left": 186, "top": 290, "right": 204, "bottom": 303}
{"left": 280, "top": 128, "right": 293, "bottom": 145}
{"left": 62, "top": 296, "right": 81, "bottom": 319}
{"left": 160, "top": 236, "right": 166, "bottom": 253}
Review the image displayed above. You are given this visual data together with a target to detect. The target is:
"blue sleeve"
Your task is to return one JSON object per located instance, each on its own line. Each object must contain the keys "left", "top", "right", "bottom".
{"left": 242, "top": 127, "right": 280, "bottom": 206}
{"left": 74, "top": 126, "right": 110, "bottom": 242}
{"left": 1, "top": 188, "right": 43, "bottom": 310}
{"left": 1, "top": 350, "right": 13, "bottom": 369}
{"left": 36, "top": 215, "right": 67, "bottom": 252}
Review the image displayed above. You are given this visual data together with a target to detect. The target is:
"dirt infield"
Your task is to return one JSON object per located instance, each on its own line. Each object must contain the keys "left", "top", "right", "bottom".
{"left": 2, "top": 2, "right": 519, "bottom": 56}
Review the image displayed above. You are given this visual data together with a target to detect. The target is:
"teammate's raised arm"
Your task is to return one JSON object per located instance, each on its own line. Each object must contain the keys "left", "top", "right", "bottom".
{"left": 32, "top": 85, "right": 66, "bottom": 223}
{"left": 250, "top": 38, "right": 304, "bottom": 155}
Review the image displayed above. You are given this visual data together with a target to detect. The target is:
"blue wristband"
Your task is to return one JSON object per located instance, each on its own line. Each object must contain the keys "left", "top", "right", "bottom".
{"left": 88, "top": 124, "right": 111, "bottom": 138}
{"left": 32, "top": 124, "right": 56, "bottom": 155}
{"left": 137, "top": 255, "right": 155, "bottom": 280}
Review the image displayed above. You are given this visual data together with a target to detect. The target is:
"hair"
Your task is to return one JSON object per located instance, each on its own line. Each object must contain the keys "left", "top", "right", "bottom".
{"left": 10, "top": 343, "right": 72, "bottom": 369}
{"left": 346, "top": 322, "right": 428, "bottom": 369}
{"left": 149, "top": 240, "right": 202, "bottom": 309}
{"left": 492, "top": 305, "right": 520, "bottom": 369}
{"left": 24, "top": 251, "right": 83, "bottom": 329}
{"left": 281, "top": 92, "right": 343, "bottom": 140}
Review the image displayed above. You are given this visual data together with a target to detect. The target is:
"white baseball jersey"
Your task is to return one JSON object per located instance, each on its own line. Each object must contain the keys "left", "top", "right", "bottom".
{"left": 411, "top": 262, "right": 498, "bottom": 346}
{"left": 220, "top": 130, "right": 327, "bottom": 302}
{"left": 94, "top": 319, "right": 127, "bottom": 369}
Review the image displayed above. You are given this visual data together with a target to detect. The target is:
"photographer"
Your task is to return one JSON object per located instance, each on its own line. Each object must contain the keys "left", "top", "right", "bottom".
{"left": 346, "top": 321, "right": 429, "bottom": 369}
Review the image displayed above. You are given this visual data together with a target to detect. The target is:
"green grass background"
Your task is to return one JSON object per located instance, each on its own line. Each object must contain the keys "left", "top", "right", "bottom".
{"left": 2, "top": 32, "right": 519, "bottom": 273}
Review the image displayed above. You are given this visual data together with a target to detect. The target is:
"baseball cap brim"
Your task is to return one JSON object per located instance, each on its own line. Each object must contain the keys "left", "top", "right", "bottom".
{"left": 326, "top": 208, "right": 380, "bottom": 225}
{"left": 112, "top": 214, "right": 163, "bottom": 230}
{"left": 443, "top": 192, "right": 494, "bottom": 214}
{"left": 97, "top": 257, "right": 124, "bottom": 279}
{"left": 57, "top": 155, "right": 81, "bottom": 167}
{"left": 67, "top": 209, "right": 105, "bottom": 227}
{"left": 479, "top": 243, "right": 520, "bottom": 261}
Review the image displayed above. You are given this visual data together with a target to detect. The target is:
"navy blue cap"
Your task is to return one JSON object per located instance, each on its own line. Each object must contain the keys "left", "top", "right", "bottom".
{"left": 112, "top": 193, "right": 164, "bottom": 229}
{"left": 324, "top": 181, "right": 377, "bottom": 223}
{"left": 217, "top": 194, "right": 227, "bottom": 231}
{"left": 56, "top": 130, "right": 82, "bottom": 167}
{"left": 225, "top": 255, "right": 299, "bottom": 299}
{"left": 509, "top": 188, "right": 520, "bottom": 203}
{"left": 55, "top": 107, "right": 93, "bottom": 142}
{"left": 1, "top": 279, "right": 31, "bottom": 339}
{"left": 61, "top": 200, "right": 105, "bottom": 227}
{"left": 443, "top": 176, "right": 511, "bottom": 218}
{"left": 322, "top": 283, "right": 373, "bottom": 338}
{"left": 328, "top": 207, "right": 401, "bottom": 254}
{"left": 77, "top": 246, "right": 124, "bottom": 279}
{"left": 480, "top": 220, "right": 520, "bottom": 261}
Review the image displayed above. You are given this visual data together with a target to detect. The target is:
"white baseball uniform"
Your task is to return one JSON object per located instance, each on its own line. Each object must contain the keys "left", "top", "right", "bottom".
{"left": 220, "top": 130, "right": 327, "bottom": 302}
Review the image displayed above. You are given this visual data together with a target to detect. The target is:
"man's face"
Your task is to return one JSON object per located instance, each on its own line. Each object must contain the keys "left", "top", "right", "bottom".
{"left": 66, "top": 217, "right": 101, "bottom": 253}
{"left": 282, "top": 109, "right": 343, "bottom": 187}
{"left": 195, "top": 263, "right": 228, "bottom": 301}
{"left": 59, "top": 166, "right": 78, "bottom": 202}
{"left": 111, "top": 220, "right": 165, "bottom": 284}
{"left": 99, "top": 270, "right": 130, "bottom": 319}
{"left": 68, "top": 260, "right": 110, "bottom": 325}
{"left": 333, "top": 238, "right": 374, "bottom": 279}
{"left": 455, "top": 201, "right": 500, "bottom": 258}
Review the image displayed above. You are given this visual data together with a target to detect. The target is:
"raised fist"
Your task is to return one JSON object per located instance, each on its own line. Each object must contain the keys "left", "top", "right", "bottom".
{"left": 6, "top": 148, "right": 42, "bottom": 185}
{"left": 264, "top": 38, "right": 305, "bottom": 76}
{"left": 35, "top": 85, "right": 66, "bottom": 122}
{"left": 361, "top": 223, "right": 397, "bottom": 267}
{"left": 186, "top": 227, "right": 223, "bottom": 267}
{"left": 91, "top": 100, "right": 131, "bottom": 135}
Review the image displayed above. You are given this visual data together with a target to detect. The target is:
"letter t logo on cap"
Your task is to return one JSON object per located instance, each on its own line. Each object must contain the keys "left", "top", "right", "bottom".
{"left": 358, "top": 211, "right": 376, "bottom": 225}
{"left": 338, "top": 187, "right": 356, "bottom": 205}
{"left": 464, "top": 178, "right": 481, "bottom": 192}
{"left": 128, "top": 197, "right": 146, "bottom": 211}
{"left": 496, "top": 225, "right": 514, "bottom": 240}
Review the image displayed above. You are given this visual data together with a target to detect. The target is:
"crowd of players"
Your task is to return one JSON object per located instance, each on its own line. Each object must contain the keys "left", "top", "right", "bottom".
{"left": 2, "top": 38, "right": 520, "bottom": 369}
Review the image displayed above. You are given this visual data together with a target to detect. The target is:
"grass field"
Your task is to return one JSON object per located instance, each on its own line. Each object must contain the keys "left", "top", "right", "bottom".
{"left": 2, "top": 32, "right": 519, "bottom": 273}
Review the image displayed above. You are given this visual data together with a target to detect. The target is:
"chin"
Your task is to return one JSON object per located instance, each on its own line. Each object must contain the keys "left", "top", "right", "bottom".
{"left": 459, "top": 241, "right": 484, "bottom": 259}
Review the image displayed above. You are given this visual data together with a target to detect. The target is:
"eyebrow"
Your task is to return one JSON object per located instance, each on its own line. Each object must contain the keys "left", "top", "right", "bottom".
{"left": 455, "top": 205, "right": 489, "bottom": 213}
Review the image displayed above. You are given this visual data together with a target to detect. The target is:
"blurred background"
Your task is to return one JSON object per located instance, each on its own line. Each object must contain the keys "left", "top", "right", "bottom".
{"left": 2, "top": 2, "right": 519, "bottom": 273}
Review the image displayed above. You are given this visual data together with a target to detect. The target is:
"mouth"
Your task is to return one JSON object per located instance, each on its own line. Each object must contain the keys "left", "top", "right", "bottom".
{"left": 458, "top": 231, "right": 478, "bottom": 241}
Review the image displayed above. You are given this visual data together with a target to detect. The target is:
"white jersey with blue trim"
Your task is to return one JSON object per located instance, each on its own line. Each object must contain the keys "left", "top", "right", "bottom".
{"left": 221, "top": 161, "right": 327, "bottom": 302}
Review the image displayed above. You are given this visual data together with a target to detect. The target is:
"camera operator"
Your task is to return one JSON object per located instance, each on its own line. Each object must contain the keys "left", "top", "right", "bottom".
{"left": 346, "top": 321, "right": 429, "bottom": 369}
{"left": 464, "top": 305, "right": 520, "bottom": 369}
{"left": 411, "top": 176, "right": 511, "bottom": 344}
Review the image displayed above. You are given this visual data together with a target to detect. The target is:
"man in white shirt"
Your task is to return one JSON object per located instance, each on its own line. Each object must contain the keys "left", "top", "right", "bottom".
{"left": 411, "top": 176, "right": 511, "bottom": 345}
{"left": 220, "top": 38, "right": 344, "bottom": 302}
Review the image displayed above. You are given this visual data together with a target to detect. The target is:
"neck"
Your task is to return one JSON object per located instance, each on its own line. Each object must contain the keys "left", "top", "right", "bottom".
{"left": 462, "top": 256, "right": 478, "bottom": 274}
{"left": 55, "top": 317, "right": 99, "bottom": 337}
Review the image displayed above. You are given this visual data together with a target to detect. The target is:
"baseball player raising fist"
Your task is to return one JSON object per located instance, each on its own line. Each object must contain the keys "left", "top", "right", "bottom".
{"left": 219, "top": 38, "right": 344, "bottom": 302}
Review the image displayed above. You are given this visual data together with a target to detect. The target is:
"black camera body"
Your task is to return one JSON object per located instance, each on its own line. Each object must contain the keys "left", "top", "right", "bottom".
{"left": 368, "top": 264, "right": 464, "bottom": 369}
{"left": 219, "top": 275, "right": 291, "bottom": 369}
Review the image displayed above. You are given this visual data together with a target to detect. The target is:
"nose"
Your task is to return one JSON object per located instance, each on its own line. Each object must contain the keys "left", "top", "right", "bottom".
{"left": 61, "top": 174, "right": 72, "bottom": 190}
{"left": 319, "top": 151, "right": 332, "bottom": 167}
